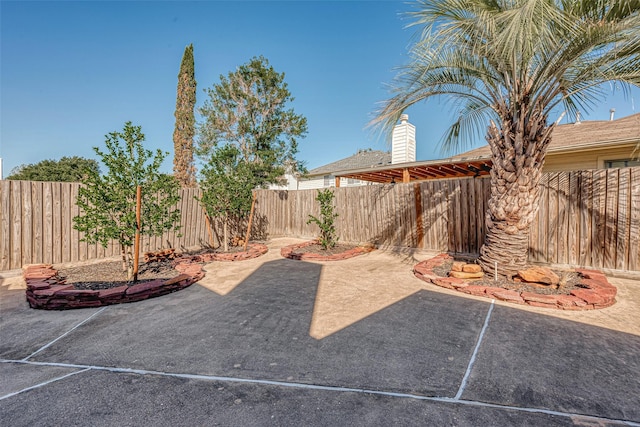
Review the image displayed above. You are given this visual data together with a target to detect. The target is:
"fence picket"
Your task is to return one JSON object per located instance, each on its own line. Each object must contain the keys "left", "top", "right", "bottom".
{"left": 629, "top": 168, "right": 640, "bottom": 271}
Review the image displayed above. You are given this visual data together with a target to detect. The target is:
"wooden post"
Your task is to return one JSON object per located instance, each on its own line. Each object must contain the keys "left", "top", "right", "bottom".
{"left": 403, "top": 168, "right": 411, "bottom": 183}
{"left": 133, "top": 185, "right": 141, "bottom": 282}
{"left": 414, "top": 183, "right": 425, "bottom": 248}
{"left": 243, "top": 191, "right": 257, "bottom": 252}
{"left": 335, "top": 176, "right": 341, "bottom": 188}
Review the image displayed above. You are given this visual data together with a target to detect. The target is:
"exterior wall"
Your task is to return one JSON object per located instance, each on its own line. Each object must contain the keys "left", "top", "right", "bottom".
{"left": 543, "top": 145, "right": 638, "bottom": 172}
{"left": 298, "top": 176, "right": 327, "bottom": 190}
{"left": 297, "top": 175, "right": 368, "bottom": 190}
{"left": 267, "top": 173, "right": 299, "bottom": 190}
{"left": 337, "top": 177, "right": 368, "bottom": 187}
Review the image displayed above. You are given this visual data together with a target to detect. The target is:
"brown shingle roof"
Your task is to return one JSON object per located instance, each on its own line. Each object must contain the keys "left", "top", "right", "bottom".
{"left": 458, "top": 112, "right": 640, "bottom": 158}
{"left": 308, "top": 149, "right": 391, "bottom": 175}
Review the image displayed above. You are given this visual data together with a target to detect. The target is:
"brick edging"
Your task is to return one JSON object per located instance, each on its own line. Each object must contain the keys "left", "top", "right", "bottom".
{"left": 23, "top": 244, "right": 269, "bottom": 310}
{"left": 281, "top": 241, "right": 375, "bottom": 261}
{"left": 413, "top": 254, "right": 617, "bottom": 310}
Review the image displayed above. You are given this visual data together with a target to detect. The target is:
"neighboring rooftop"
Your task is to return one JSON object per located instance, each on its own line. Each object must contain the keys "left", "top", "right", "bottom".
{"left": 336, "top": 112, "right": 640, "bottom": 184}
{"left": 308, "top": 149, "right": 391, "bottom": 175}
{"left": 458, "top": 112, "right": 640, "bottom": 158}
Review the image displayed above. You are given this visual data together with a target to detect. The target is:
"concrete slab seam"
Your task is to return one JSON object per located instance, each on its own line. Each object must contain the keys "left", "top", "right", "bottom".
{"left": 1, "top": 359, "right": 637, "bottom": 426}
{"left": 21, "top": 306, "right": 108, "bottom": 361}
{"left": 454, "top": 299, "right": 495, "bottom": 400}
{"left": 0, "top": 367, "right": 90, "bottom": 401}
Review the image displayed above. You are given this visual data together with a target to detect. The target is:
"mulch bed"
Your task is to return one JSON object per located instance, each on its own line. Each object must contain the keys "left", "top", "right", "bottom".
{"left": 413, "top": 254, "right": 617, "bottom": 310}
{"left": 59, "top": 260, "right": 179, "bottom": 291}
{"left": 24, "top": 244, "right": 270, "bottom": 310}
{"left": 291, "top": 243, "right": 358, "bottom": 256}
{"left": 431, "top": 258, "right": 582, "bottom": 296}
{"left": 58, "top": 243, "right": 268, "bottom": 291}
{"left": 281, "top": 241, "right": 375, "bottom": 261}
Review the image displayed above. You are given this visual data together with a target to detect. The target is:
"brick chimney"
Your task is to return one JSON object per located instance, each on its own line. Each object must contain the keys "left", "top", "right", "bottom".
{"left": 392, "top": 114, "right": 416, "bottom": 164}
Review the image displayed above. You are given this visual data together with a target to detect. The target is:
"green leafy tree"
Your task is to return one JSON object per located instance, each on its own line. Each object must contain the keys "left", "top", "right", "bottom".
{"left": 7, "top": 156, "right": 99, "bottom": 182}
{"left": 307, "top": 189, "right": 339, "bottom": 250}
{"left": 73, "top": 122, "right": 181, "bottom": 281}
{"left": 173, "top": 43, "right": 197, "bottom": 187}
{"left": 197, "top": 145, "right": 256, "bottom": 252}
{"left": 197, "top": 56, "right": 308, "bottom": 248}
{"left": 198, "top": 55, "right": 308, "bottom": 184}
{"left": 373, "top": 0, "right": 640, "bottom": 277}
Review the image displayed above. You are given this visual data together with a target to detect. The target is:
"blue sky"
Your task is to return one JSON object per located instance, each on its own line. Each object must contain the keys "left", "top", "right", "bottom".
{"left": 1, "top": 0, "right": 638, "bottom": 178}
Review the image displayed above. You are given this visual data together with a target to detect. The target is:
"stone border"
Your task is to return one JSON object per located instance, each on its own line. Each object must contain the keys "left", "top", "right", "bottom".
{"left": 183, "top": 243, "right": 268, "bottom": 263}
{"left": 413, "top": 254, "right": 617, "bottom": 310}
{"left": 24, "top": 259, "right": 204, "bottom": 310}
{"left": 23, "top": 244, "right": 268, "bottom": 310}
{"left": 281, "top": 241, "right": 375, "bottom": 261}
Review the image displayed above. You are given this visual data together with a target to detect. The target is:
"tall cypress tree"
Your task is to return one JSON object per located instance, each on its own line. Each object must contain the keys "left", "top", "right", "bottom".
{"left": 173, "top": 44, "right": 197, "bottom": 187}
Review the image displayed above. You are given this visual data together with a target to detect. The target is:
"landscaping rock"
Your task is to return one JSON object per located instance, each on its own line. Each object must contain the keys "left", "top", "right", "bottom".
{"left": 462, "top": 264, "right": 482, "bottom": 273}
{"left": 413, "top": 253, "right": 616, "bottom": 311}
{"left": 451, "top": 261, "right": 465, "bottom": 272}
{"left": 449, "top": 270, "right": 484, "bottom": 279}
{"left": 516, "top": 266, "right": 560, "bottom": 286}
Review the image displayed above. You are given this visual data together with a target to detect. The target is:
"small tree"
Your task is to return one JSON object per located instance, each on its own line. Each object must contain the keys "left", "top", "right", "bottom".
{"left": 7, "top": 156, "right": 99, "bottom": 182}
{"left": 197, "top": 56, "right": 308, "bottom": 247}
{"left": 73, "top": 122, "right": 181, "bottom": 281}
{"left": 197, "top": 144, "right": 256, "bottom": 252}
{"left": 307, "top": 189, "right": 339, "bottom": 250}
{"left": 173, "top": 44, "right": 197, "bottom": 187}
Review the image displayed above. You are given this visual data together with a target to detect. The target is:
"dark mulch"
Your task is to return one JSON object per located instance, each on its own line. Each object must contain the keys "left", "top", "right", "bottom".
{"left": 291, "top": 243, "right": 358, "bottom": 256}
{"left": 185, "top": 245, "right": 249, "bottom": 256}
{"left": 58, "top": 260, "right": 179, "bottom": 291}
{"left": 432, "top": 258, "right": 583, "bottom": 295}
{"left": 59, "top": 245, "right": 261, "bottom": 291}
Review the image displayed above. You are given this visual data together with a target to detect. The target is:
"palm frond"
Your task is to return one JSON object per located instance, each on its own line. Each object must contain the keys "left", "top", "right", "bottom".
{"left": 373, "top": 0, "right": 640, "bottom": 148}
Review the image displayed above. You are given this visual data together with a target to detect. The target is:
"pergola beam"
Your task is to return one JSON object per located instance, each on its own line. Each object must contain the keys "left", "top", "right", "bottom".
{"left": 336, "top": 159, "right": 493, "bottom": 184}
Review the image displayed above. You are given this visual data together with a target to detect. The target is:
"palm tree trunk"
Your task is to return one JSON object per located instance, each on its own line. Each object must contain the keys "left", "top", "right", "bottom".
{"left": 478, "top": 114, "right": 553, "bottom": 278}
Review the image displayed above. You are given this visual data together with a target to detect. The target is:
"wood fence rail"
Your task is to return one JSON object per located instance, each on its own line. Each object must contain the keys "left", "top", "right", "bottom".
{"left": 1, "top": 167, "right": 638, "bottom": 272}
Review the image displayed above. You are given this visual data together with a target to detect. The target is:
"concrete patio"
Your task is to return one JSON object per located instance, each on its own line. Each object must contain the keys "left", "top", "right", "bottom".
{"left": 1, "top": 238, "right": 639, "bottom": 426}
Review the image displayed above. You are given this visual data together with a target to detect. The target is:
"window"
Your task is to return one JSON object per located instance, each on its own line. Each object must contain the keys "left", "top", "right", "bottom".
{"left": 347, "top": 178, "right": 359, "bottom": 186}
{"left": 604, "top": 159, "right": 640, "bottom": 169}
{"left": 323, "top": 175, "right": 332, "bottom": 187}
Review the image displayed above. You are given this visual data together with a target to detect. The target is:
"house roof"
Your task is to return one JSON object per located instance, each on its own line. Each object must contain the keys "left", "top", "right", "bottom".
{"left": 308, "top": 149, "right": 391, "bottom": 175}
{"left": 335, "top": 113, "right": 640, "bottom": 184}
{"left": 458, "top": 112, "right": 640, "bottom": 158}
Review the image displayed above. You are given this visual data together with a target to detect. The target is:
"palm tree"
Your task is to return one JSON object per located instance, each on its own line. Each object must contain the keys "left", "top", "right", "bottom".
{"left": 373, "top": 0, "right": 640, "bottom": 278}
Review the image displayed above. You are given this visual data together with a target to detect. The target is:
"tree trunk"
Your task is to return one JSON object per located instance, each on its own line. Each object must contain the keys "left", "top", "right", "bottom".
{"left": 204, "top": 212, "right": 215, "bottom": 247}
{"left": 120, "top": 237, "right": 134, "bottom": 281}
{"left": 120, "top": 243, "right": 128, "bottom": 273}
{"left": 125, "top": 246, "right": 134, "bottom": 281}
{"left": 478, "top": 113, "right": 553, "bottom": 278}
{"left": 223, "top": 217, "right": 229, "bottom": 253}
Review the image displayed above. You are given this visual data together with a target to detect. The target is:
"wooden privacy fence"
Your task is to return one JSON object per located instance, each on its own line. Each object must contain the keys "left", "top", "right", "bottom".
{"left": 254, "top": 178, "right": 490, "bottom": 254}
{"left": 1, "top": 166, "right": 639, "bottom": 272}
{"left": 0, "top": 181, "right": 209, "bottom": 271}
{"left": 255, "top": 166, "right": 639, "bottom": 272}
{"left": 529, "top": 168, "right": 640, "bottom": 272}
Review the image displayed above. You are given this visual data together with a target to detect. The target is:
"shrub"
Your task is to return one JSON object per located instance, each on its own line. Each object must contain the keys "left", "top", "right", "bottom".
{"left": 307, "top": 189, "right": 339, "bottom": 250}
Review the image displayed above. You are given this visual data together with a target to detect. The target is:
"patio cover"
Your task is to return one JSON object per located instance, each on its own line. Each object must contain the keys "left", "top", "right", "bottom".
{"left": 336, "top": 156, "right": 493, "bottom": 184}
